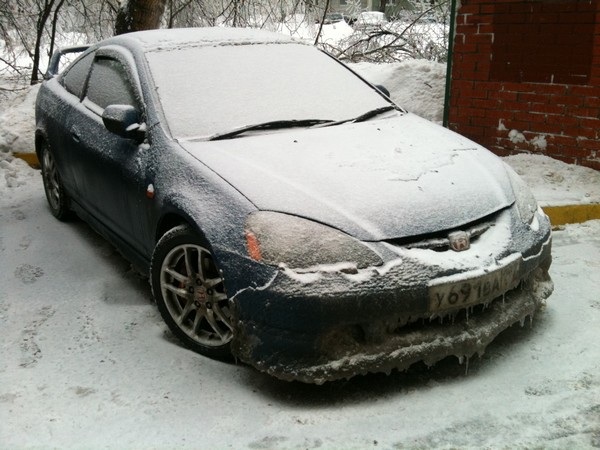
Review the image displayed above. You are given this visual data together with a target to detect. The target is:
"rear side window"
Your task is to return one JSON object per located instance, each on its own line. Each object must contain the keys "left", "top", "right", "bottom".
{"left": 85, "top": 57, "right": 136, "bottom": 111}
{"left": 62, "top": 52, "right": 94, "bottom": 98}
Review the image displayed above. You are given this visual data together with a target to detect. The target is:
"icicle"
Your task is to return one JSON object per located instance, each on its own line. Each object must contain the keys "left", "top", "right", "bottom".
{"left": 519, "top": 317, "right": 526, "bottom": 327}
{"left": 464, "top": 356, "right": 470, "bottom": 375}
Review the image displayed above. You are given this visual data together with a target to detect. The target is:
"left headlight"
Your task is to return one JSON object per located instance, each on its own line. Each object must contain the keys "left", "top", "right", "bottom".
{"left": 245, "top": 211, "right": 383, "bottom": 270}
{"left": 504, "top": 164, "right": 538, "bottom": 225}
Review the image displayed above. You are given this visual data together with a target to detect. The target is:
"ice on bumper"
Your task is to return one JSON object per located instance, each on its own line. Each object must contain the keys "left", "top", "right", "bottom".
{"left": 231, "top": 208, "right": 553, "bottom": 384}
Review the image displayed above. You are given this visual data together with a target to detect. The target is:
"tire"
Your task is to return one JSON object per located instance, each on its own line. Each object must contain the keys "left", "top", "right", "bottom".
{"left": 40, "top": 141, "right": 71, "bottom": 220}
{"left": 151, "top": 225, "right": 234, "bottom": 359}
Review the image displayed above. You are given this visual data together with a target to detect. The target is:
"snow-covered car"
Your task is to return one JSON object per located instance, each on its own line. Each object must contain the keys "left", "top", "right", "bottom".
{"left": 35, "top": 27, "right": 553, "bottom": 384}
{"left": 323, "top": 12, "right": 345, "bottom": 24}
{"left": 353, "top": 11, "right": 388, "bottom": 29}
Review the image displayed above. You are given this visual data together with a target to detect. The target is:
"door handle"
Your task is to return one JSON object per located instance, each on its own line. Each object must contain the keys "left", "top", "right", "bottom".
{"left": 70, "top": 127, "right": 81, "bottom": 143}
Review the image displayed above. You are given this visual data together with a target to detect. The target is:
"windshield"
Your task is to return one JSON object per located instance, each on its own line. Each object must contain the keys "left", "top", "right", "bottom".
{"left": 145, "top": 42, "right": 391, "bottom": 139}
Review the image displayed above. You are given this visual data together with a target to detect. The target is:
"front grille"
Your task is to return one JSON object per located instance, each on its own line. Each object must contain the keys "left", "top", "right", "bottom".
{"left": 386, "top": 211, "right": 499, "bottom": 252}
{"left": 405, "top": 222, "right": 490, "bottom": 252}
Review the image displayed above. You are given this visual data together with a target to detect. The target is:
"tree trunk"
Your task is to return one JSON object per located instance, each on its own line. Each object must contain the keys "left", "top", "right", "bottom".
{"left": 31, "top": 0, "right": 56, "bottom": 85}
{"left": 114, "top": 0, "right": 168, "bottom": 35}
{"left": 314, "top": 0, "right": 331, "bottom": 45}
{"left": 48, "top": 0, "right": 67, "bottom": 61}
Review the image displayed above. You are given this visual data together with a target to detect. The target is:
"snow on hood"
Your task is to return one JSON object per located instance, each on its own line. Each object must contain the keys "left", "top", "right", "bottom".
{"left": 182, "top": 113, "right": 515, "bottom": 241}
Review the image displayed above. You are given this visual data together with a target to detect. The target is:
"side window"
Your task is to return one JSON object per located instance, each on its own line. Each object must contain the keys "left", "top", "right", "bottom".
{"left": 84, "top": 57, "right": 136, "bottom": 112}
{"left": 62, "top": 52, "right": 94, "bottom": 98}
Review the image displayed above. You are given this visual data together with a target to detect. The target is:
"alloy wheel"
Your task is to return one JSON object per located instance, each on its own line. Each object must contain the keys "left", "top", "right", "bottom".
{"left": 159, "top": 243, "right": 233, "bottom": 347}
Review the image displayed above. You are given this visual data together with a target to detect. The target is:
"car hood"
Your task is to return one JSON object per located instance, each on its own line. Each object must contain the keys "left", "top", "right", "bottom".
{"left": 181, "top": 113, "right": 515, "bottom": 241}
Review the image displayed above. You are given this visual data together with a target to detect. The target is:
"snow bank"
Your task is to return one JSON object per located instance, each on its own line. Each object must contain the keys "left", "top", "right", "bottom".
{"left": 503, "top": 153, "right": 600, "bottom": 206}
{"left": 351, "top": 59, "right": 446, "bottom": 123}
{"left": 0, "top": 151, "right": 37, "bottom": 193}
{"left": 0, "top": 83, "right": 39, "bottom": 154}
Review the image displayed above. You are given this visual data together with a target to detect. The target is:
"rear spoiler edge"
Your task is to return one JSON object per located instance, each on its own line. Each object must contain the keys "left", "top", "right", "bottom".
{"left": 44, "top": 45, "right": 91, "bottom": 80}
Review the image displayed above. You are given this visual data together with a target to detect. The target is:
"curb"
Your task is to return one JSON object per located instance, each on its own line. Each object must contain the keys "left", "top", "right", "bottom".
{"left": 13, "top": 152, "right": 600, "bottom": 227}
{"left": 542, "top": 204, "right": 600, "bottom": 228}
{"left": 14, "top": 152, "right": 40, "bottom": 169}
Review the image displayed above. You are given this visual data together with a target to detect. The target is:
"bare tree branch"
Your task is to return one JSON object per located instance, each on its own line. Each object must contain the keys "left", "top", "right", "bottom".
{"left": 314, "top": 0, "right": 330, "bottom": 46}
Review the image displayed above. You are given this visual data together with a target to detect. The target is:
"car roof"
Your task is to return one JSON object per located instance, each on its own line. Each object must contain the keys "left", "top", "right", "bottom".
{"left": 101, "top": 27, "right": 297, "bottom": 53}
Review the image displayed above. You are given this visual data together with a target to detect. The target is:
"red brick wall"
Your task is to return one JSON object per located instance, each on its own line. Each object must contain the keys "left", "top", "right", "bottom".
{"left": 448, "top": 0, "right": 600, "bottom": 170}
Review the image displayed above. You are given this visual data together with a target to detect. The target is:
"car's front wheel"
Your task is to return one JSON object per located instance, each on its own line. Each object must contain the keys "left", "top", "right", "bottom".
{"left": 150, "top": 225, "right": 234, "bottom": 359}
{"left": 40, "top": 142, "right": 70, "bottom": 220}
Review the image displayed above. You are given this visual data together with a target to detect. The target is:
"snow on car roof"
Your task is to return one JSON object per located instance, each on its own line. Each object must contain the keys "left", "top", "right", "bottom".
{"left": 111, "top": 27, "right": 297, "bottom": 52}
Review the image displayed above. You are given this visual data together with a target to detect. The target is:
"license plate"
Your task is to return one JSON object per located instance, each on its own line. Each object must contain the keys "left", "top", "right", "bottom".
{"left": 428, "top": 258, "right": 522, "bottom": 313}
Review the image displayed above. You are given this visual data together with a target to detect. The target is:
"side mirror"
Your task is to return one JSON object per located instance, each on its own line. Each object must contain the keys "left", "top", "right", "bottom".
{"left": 375, "top": 84, "right": 390, "bottom": 98}
{"left": 102, "top": 104, "right": 145, "bottom": 142}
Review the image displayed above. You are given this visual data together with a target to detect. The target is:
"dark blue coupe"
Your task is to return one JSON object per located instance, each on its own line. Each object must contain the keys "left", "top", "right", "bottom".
{"left": 36, "top": 28, "right": 553, "bottom": 383}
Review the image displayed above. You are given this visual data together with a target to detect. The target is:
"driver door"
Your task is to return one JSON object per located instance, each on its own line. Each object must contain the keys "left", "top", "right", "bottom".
{"left": 68, "top": 49, "right": 149, "bottom": 256}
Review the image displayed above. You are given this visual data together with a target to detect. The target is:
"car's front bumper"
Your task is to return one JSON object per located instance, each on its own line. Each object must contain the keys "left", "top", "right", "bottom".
{"left": 230, "top": 211, "right": 553, "bottom": 384}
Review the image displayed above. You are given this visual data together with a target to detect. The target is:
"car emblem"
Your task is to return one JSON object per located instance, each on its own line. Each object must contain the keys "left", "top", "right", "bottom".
{"left": 448, "top": 231, "right": 470, "bottom": 252}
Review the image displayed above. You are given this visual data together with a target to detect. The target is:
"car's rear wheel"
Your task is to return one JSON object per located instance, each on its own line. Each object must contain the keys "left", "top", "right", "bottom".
{"left": 151, "top": 225, "right": 234, "bottom": 359}
{"left": 40, "top": 142, "right": 70, "bottom": 220}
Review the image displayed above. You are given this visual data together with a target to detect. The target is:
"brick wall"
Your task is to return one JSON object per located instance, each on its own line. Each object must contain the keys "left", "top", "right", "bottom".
{"left": 448, "top": 0, "right": 600, "bottom": 170}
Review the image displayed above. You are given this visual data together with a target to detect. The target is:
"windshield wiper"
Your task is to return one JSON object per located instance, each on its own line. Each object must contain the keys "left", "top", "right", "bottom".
{"left": 206, "top": 108, "right": 398, "bottom": 141}
{"left": 316, "top": 105, "right": 399, "bottom": 129}
{"left": 352, "top": 105, "right": 398, "bottom": 123}
{"left": 208, "top": 119, "right": 334, "bottom": 141}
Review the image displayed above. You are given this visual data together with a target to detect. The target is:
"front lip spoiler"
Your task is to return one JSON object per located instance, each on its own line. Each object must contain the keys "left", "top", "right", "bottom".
{"left": 243, "top": 266, "right": 553, "bottom": 384}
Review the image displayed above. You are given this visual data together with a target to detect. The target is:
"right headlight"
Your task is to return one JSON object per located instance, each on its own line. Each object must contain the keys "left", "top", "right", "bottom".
{"left": 504, "top": 164, "right": 538, "bottom": 226}
{"left": 244, "top": 211, "right": 383, "bottom": 270}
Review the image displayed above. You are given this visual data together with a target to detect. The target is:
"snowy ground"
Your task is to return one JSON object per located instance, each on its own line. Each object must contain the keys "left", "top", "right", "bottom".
{"left": 0, "top": 157, "right": 599, "bottom": 448}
